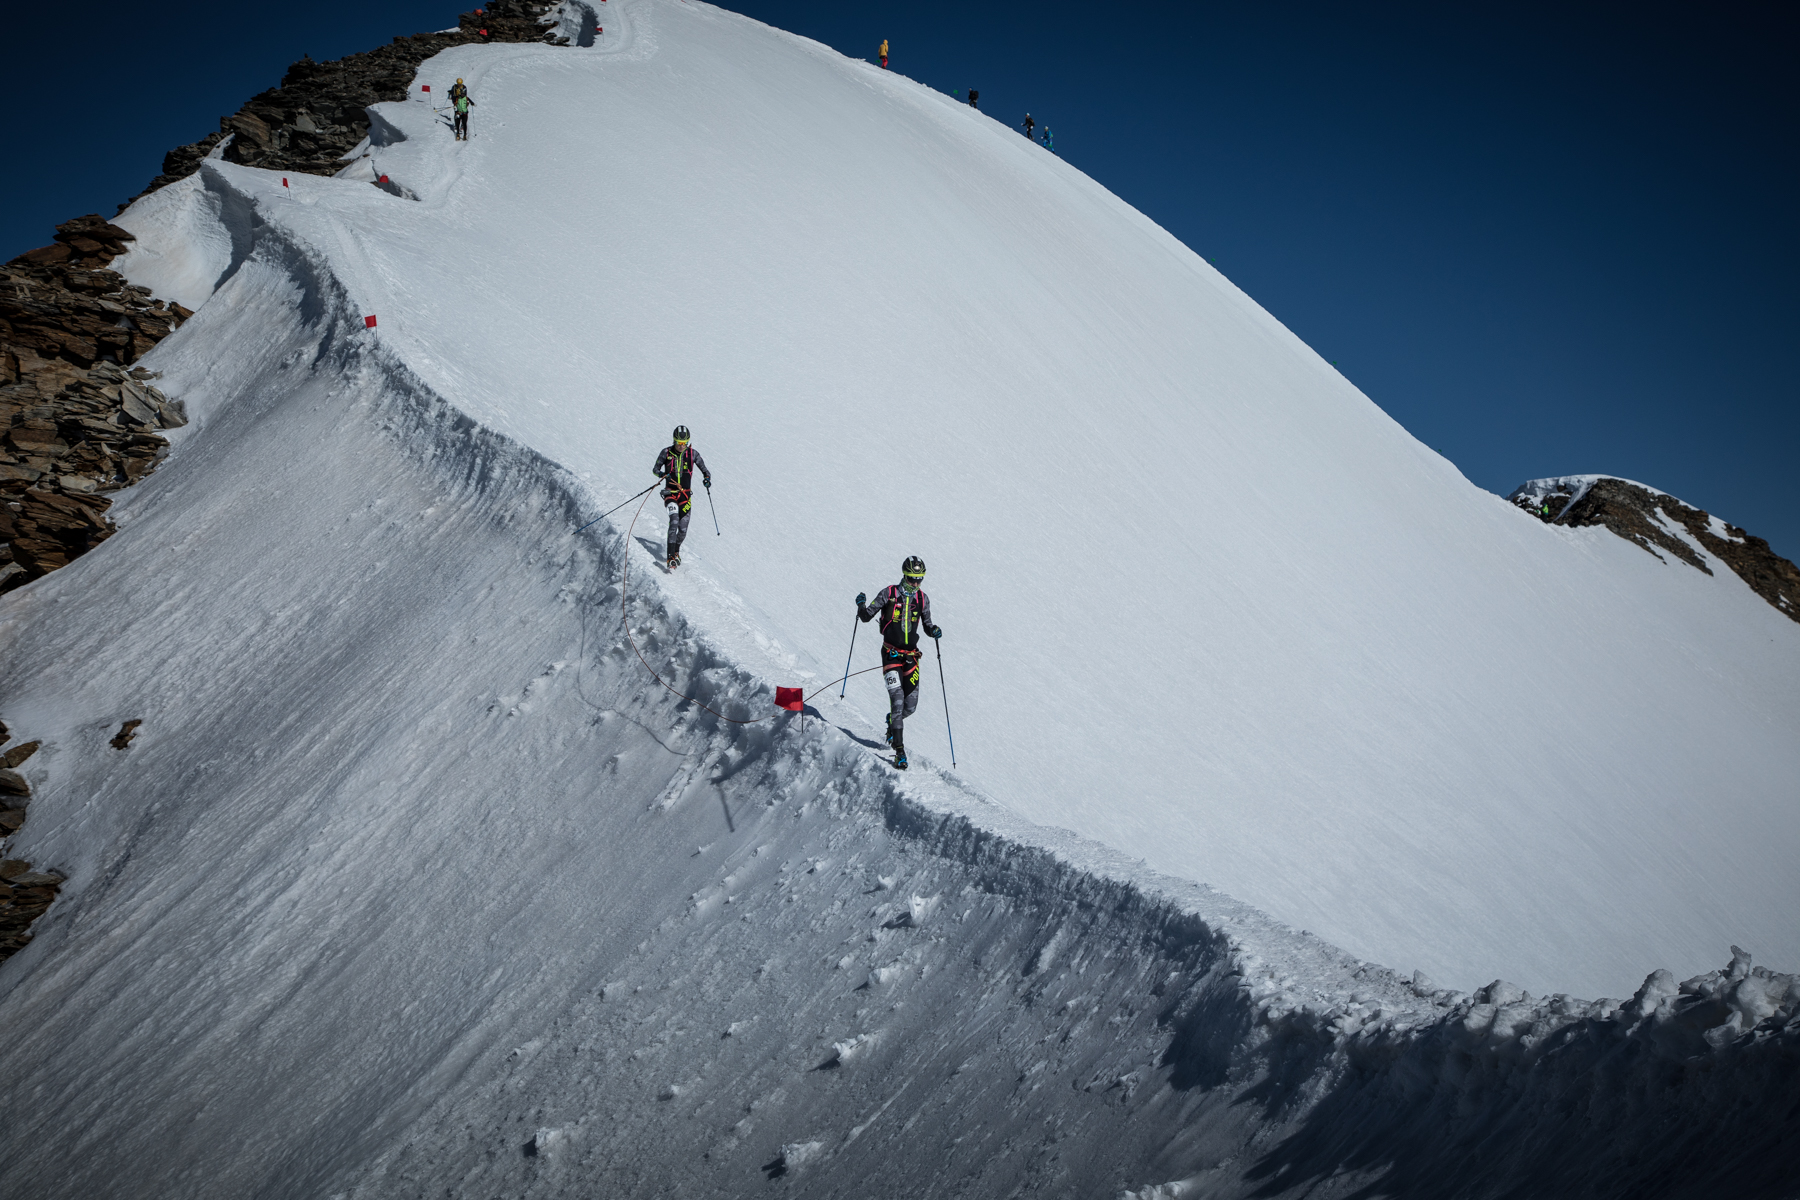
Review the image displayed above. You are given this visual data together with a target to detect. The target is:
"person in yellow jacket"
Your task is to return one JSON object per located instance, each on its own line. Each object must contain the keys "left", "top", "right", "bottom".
{"left": 880, "top": 39, "right": 889, "bottom": 69}
{"left": 450, "top": 78, "right": 474, "bottom": 141}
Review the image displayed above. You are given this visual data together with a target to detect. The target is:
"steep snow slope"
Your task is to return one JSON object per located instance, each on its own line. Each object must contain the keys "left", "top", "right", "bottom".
{"left": 0, "top": 2, "right": 1796, "bottom": 1193}
{"left": 116, "top": 0, "right": 1800, "bottom": 998}
{"left": 3, "top": 196, "right": 1795, "bottom": 1200}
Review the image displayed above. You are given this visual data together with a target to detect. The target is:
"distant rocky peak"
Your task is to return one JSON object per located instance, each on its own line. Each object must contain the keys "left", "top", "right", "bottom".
{"left": 1509, "top": 475, "right": 1799, "bottom": 624}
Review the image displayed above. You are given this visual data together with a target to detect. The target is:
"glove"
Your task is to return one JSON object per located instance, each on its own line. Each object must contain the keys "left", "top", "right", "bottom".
{"left": 926, "top": 624, "right": 942, "bottom": 639}
{"left": 704, "top": 475, "right": 713, "bottom": 488}
{"left": 856, "top": 592, "right": 867, "bottom": 608}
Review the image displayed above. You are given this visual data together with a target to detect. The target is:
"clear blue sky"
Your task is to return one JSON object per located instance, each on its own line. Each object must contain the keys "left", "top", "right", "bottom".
{"left": 7, "top": 1, "right": 1794, "bottom": 556}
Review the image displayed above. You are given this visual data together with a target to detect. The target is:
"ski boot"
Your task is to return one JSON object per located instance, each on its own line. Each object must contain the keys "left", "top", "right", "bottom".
{"left": 892, "top": 735, "right": 908, "bottom": 770}
{"left": 666, "top": 550, "right": 680, "bottom": 571}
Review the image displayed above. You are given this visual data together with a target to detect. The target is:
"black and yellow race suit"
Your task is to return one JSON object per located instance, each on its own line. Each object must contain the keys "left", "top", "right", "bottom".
{"left": 651, "top": 443, "right": 710, "bottom": 556}
{"left": 857, "top": 583, "right": 934, "bottom": 739}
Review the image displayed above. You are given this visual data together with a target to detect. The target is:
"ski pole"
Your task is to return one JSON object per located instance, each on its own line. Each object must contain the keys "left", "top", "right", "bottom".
{"left": 934, "top": 636, "right": 956, "bottom": 767}
{"left": 839, "top": 608, "right": 860, "bottom": 698}
{"left": 705, "top": 484, "right": 720, "bottom": 535}
{"left": 574, "top": 483, "right": 658, "bottom": 534}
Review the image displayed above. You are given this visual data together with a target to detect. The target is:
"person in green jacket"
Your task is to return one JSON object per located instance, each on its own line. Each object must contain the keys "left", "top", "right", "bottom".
{"left": 450, "top": 78, "right": 475, "bottom": 141}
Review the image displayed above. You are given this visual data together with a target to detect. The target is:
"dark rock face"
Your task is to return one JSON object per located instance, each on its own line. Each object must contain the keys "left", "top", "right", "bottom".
{"left": 3, "top": 3, "right": 583, "bottom": 972}
{"left": 0, "top": 864, "right": 62, "bottom": 966}
{"left": 2, "top": 217, "right": 183, "bottom": 365}
{"left": 2, "top": 219, "right": 188, "bottom": 594}
{"left": 127, "top": 1, "right": 564, "bottom": 205}
{"left": 1510, "top": 476, "right": 1800, "bottom": 624}
{"left": 0, "top": 742, "right": 40, "bottom": 770}
{"left": 7, "top": 4, "right": 580, "bottom": 595}
{"left": 0, "top": 728, "right": 60, "bottom": 968}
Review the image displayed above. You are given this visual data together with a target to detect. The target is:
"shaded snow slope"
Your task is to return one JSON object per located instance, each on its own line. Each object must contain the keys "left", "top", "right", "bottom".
{"left": 107, "top": 0, "right": 1800, "bottom": 998}
{"left": 2, "top": 170, "right": 1795, "bottom": 1199}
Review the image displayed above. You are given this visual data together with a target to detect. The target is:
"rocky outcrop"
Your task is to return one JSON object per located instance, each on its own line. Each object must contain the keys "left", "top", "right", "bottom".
{"left": 0, "top": 726, "right": 61, "bottom": 966}
{"left": 6, "top": 4, "right": 592, "bottom": 596}
{"left": 2, "top": 0, "right": 582, "bottom": 969}
{"left": 2, "top": 218, "right": 188, "bottom": 594}
{"left": 0, "top": 864, "right": 62, "bottom": 967}
{"left": 126, "top": 1, "right": 568, "bottom": 206}
{"left": 1510, "top": 475, "right": 1800, "bottom": 624}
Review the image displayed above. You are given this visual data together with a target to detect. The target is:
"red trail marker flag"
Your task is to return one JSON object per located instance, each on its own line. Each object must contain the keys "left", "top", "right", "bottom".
{"left": 364, "top": 315, "right": 378, "bottom": 328}
{"left": 775, "top": 685, "right": 806, "bottom": 731}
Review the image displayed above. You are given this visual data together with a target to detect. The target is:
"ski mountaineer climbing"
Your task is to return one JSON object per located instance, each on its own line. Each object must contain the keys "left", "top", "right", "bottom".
{"left": 880, "top": 39, "right": 889, "bottom": 68}
{"left": 967, "top": 88, "right": 980, "bottom": 109}
{"left": 652, "top": 425, "right": 710, "bottom": 570}
{"left": 855, "top": 556, "right": 941, "bottom": 770}
{"left": 450, "top": 78, "right": 475, "bottom": 141}
{"left": 1022, "top": 113, "right": 1035, "bottom": 138}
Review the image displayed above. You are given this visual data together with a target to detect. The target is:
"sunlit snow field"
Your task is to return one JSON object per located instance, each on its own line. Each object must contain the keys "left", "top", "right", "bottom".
{"left": 110, "top": 0, "right": 1800, "bottom": 1000}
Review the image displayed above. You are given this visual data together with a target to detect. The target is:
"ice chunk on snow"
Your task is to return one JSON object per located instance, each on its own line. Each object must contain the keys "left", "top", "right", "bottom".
{"left": 1122, "top": 1180, "right": 1204, "bottom": 1200}
{"left": 524, "top": 1127, "right": 571, "bottom": 1158}
{"left": 776, "top": 1140, "right": 825, "bottom": 1171}
{"left": 1628, "top": 969, "right": 1679, "bottom": 1020}
{"left": 868, "top": 964, "right": 904, "bottom": 988}
{"left": 821, "top": 1034, "right": 872, "bottom": 1067}
{"left": 1473, "top": 980, "right": 1526, "bottom": 1007}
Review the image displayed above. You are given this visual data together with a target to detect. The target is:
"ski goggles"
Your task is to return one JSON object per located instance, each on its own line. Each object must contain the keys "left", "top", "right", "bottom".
{"left": 901, "top": 571, "right": 925, "bottom": 590}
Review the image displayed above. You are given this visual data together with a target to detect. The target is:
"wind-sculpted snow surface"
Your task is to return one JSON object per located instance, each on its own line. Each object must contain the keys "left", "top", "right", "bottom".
{"left": 0, "top": 133, "right": 1790, "bottom": 1199}
{"left": 99, "top": 0, "right": 1800, "bottom": 999}
{"left": 0, "top": 0, "right": 1796, "bottom": 1192}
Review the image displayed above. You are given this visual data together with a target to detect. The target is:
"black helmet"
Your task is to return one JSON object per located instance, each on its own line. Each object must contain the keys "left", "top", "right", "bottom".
{"left": 901, "top": 555, "right": 926, "bottom": 584}
{"left": 672, "top": 425, "right": 690, "bottom": 443}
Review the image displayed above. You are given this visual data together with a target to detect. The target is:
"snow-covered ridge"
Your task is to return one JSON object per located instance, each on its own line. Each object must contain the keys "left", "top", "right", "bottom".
{"left": 216, "top": 0, "right": 1800, "bottom": 1004}
{"left": 0, "top": 117, "right": 1792, "bottom": 1194}
{"left": 2, "top": 0, "right": 1796, "bottom": 1188}
{"left": 120, "top": 0, "right": 588, "bottom": 207}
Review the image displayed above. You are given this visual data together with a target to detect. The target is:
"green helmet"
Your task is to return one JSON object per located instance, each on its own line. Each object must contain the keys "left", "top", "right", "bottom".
{"left": 672, "top": 425, "right": 690, "bottom": 443}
